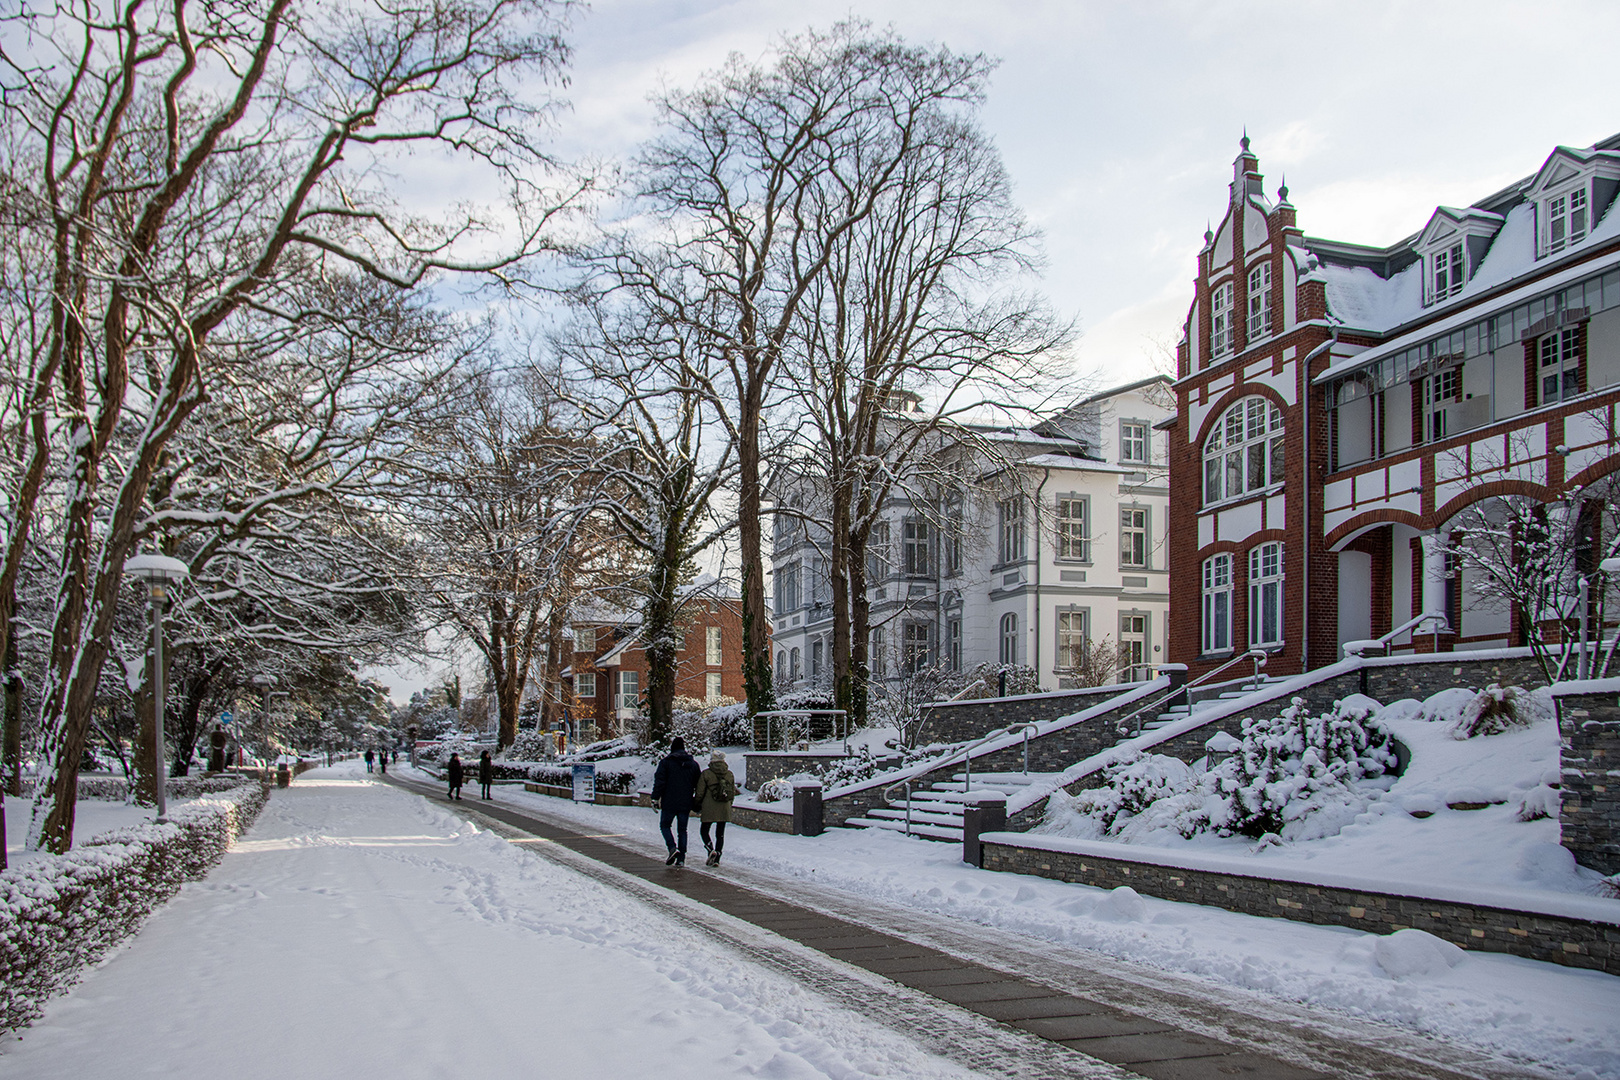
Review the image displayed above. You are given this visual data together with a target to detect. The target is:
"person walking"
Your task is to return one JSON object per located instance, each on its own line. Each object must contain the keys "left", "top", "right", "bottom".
{"left": 478, "top": 749, "right": 493, "bottom": 800}
{"left": 695, "top": 750, "right": 737, "bottom": 867}
{"left": 650, "top": 737, "right": 701, "bottom": 866}
{"left": 447, "top": 752, "right": 464, "bottom": 801}
{"left": 378, "top": 750, "right": 387, "bottom": 775}
{"left": 363, "top": 748, "right": 374, "bottom": 773}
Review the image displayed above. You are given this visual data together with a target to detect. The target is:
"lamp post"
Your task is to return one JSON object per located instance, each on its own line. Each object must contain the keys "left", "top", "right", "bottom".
{"left": 125, "top": 554, "right": 189, "bottom": 821}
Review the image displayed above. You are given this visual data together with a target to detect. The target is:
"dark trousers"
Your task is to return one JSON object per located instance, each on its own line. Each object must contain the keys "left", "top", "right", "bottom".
{"left": 700, "top": 820, "right": 726, "bottom": 854}
{"left": 449, "top": 781, "right": 461, "bottom": 800}
{"left": 480, "top": 780, "right": 492, "bottom": 798}
{"left": 659, "top": 806, "right": 691, "bottom": 854}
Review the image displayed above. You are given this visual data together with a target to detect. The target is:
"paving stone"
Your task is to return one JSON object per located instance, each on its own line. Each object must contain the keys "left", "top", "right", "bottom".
{"left": 846, "top": 954, "right": 964, "bottom": 974}
{"left": 1014, "top": 1012, "right": 1174, "bottom": 1041}
{"left": 1130, "top": 1052, "right": 1333, "bottom": 1079}
{"left": 887, "top": 965, "right": 1009, "bottom": 988}
{"left": 1058, "top": 1031, "right": 1232, "bottom": 1064}
{"left": 928, "top": 979, "right": 1061, "bottom": 1005}
{"left": 970, "top": 995, "right": 1104, "bottom": 1022}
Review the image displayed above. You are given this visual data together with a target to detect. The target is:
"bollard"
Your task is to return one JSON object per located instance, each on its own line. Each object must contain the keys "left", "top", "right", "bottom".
{"left": 792, "top": 779, "right": 824, "bottom": 836}
{"left": 208, "top": 728, "right": 227, "bottom": 773}
{"left": 961, "top": 790, "right": 1008, "bottom": 867}
{"left": 276, "top": 762, "right": 290, "bottom": 788}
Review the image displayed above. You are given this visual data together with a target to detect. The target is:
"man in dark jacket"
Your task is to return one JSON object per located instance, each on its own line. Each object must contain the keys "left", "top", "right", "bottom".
{"left": 446, "top": 752, "right": 464, "bottom": 801}
{"left": 478, "top": 749, "right": 493, "bottom": 799}
{"left": 650, "top": 737, "right": 702, "bottom": 866}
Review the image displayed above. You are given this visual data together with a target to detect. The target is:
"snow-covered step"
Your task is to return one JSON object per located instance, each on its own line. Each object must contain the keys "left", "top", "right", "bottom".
{"left": 864, "top": 808, "right": 966, "bottom": 828}
{"left": 874, "top": 799, "right": 965, "bottom": 818}
{"left": 843, "top": 817, "right": 964, "bottom": 841}
{"left": 917, "top": 788, "right": 1019, "bottom": 804}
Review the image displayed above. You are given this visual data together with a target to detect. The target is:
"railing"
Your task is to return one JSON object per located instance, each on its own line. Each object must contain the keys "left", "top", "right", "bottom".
{"left": 1118, "top": 649, "right": 1269, "bottom": 738}
{"left": 755, "top": 709, "right": 850, "bottom": 755}
{"left": 1341, "top": 612, "right": 1450, "bottom": 658}
{"left": 881, "top": 722, "right": 1039, "bottom": 837}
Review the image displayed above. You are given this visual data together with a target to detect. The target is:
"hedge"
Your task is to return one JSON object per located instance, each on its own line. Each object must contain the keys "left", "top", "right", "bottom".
{"left": 13, "top": 774, "right": 253, "bottom": 802}
{"left": 421, "top": 760, "right": 640, "bottom": 795}
{"left": 0, "top": 779, "right": 269, "bottom": 1034}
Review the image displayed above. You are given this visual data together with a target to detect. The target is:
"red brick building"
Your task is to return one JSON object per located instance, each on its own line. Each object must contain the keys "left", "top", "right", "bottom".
{"left": 1167, "top": 134, "right": 1620, "bottom": 679}
{"left": 561, "top": 586, "right": 752, "bottom": 738}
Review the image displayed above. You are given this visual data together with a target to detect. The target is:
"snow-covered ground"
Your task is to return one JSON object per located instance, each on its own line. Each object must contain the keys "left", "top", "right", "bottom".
{"left": 4, "top": 791, "right": 156, "bottom": 868}
{"left": 471, "top": 763, "right": 1620, "bottom": 1079}
{"left": 0, "top": 764, "right": 991, "bottom": 1080}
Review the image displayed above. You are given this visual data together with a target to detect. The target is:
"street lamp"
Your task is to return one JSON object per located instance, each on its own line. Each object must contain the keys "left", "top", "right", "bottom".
{"left": 124, "top": 553, "right": 188, "bottom": 821}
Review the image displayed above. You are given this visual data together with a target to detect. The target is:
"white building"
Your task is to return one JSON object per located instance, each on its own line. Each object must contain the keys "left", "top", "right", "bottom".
{"left": 770, "top": 377, "right": 1173, "bottom": 694}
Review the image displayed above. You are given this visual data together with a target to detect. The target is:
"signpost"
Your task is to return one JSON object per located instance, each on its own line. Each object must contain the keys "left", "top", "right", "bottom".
{"left": 571, "top": 763, "right": 596, "bottom": 803}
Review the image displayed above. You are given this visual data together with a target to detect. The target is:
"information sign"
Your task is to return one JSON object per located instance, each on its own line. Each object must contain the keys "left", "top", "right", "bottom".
{"left": 571, "top": 763, "right": 596, "bottom": 803}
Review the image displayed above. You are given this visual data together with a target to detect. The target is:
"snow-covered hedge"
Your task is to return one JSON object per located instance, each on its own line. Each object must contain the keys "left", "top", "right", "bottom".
{"left": 491, "top": 761, "right": 638, "bottom": 794}
{"left": 0, "top": 780, "right": 269, "bottom": 1034}
{"left": 12, "top": 774, "right": 263, "bottom": 802}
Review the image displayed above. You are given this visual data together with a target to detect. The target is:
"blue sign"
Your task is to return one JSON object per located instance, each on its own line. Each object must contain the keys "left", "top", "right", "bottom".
{"left": 220, "top": 711, "right": 234, "bottom": 726}
{"left": 572, "top": 763, "right": 596, "bottom": 803}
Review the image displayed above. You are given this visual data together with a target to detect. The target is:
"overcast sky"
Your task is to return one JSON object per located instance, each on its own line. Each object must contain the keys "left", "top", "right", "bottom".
{"left": 374, "top": 0, "right": 1620, "bottom": 702}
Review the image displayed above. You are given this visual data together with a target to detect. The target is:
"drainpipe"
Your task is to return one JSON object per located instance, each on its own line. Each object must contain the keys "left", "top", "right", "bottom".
{"left": 1033, "top": 466, "right": 1051, "bottom": 681}
{"left": 1300, "top": 327, "right": 1339, "bottom": 673}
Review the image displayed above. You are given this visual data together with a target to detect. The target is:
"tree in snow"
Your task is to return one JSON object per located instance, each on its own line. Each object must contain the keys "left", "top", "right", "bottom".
{"left": 2, "top": 0, "right": 584, "bottom": 852}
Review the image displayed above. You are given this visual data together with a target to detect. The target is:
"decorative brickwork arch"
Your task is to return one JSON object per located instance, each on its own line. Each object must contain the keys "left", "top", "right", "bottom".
{"left": 1192, "top": 383, "right": 1290, "bottom": 450}
{"left": 1325, "top": 510, "right": 1425, "bottom": 551}
{"left": 1566, "top": 453, "right": 1620, "bottom": 492}
{"left": 1434, "top": 478, "right": 1556, "bottom": 529}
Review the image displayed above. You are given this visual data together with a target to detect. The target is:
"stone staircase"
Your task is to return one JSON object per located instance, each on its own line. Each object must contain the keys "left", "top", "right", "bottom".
{"left": 845, "top": 772, "right": 1047, "bottom": 842}
{"left": 1132, "top": 677, "right": 1271, "bottom": 735}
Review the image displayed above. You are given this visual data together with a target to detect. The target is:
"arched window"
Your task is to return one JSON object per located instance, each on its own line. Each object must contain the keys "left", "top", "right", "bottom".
{"left": 1204, "top": 397, "right": 1284, "bottom": 505}
{"left": 775, "top": 651, "right": 786, "bottom": 682}
{"left": 789, "top": 647, "right": 801, "bottom": 681}
{"left": 1202, "top": 554, "right": 1233, "bottom": 654}
{"left": 999, "top": 612, "right": 1019, "bottom": 665}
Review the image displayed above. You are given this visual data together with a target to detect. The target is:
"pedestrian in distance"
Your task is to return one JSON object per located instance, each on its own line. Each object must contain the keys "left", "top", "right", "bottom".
{"left": 363, "top": 748, "right": 374, "bottom": 773}
{"left": 392, "top": 749, "right": 399, "bottom": 765}
{"left": 478, "top": 749, "right": 493, "bottom": 799}
{"left": 650, "top": 736, "right": 701, "bottom": 866}
{"left": 378, "top": 751, "right": 387, "bottom": 775}
{"left": 695, "top": 751, "right": 737, "bottom": 867}
{"left": 447, "top": 752, "right": 464, "bottom": 801}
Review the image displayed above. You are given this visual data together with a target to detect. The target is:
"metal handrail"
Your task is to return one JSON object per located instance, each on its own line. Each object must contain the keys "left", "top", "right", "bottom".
{"left": 1117, "top": 649, "right": 1268, "bottom": 738}
{"left": 755, "top": 709, "right": 850, "bottom": 754}
{"left": 880, "top": 721, "right": 1039, "bottom": 837}
{"left": 1342, "top": 612, "right": 1450, "bottom": 658}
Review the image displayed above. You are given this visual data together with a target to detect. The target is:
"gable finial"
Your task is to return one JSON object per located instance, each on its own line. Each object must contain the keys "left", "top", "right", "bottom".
{"left": 1278, "top": 174, "right": 1289, "bottom": 203}
{"left": 1204, "top": 220, "right": 1214, "bottom": 245}
{"left": 1240, "top": 127, "right": 1250, "bottom": 153}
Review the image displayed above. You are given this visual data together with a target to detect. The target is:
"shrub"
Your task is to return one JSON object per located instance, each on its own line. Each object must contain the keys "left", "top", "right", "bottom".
{"left": 1452, "top": 684, "right": 1530, "bottom": 738}
{"left": 502, "top": 730, "right": 554, "bottom": 763}
{"left": 0, "top": 780, "right": 268, "bottom": 1034}
{"left": 756, "top": 777, "right": 794, "bottom": 803}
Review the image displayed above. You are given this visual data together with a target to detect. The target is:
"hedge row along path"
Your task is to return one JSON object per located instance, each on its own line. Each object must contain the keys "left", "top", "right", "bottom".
{"left": 384, "top": 773, "right": 1540, "bottom": 1080}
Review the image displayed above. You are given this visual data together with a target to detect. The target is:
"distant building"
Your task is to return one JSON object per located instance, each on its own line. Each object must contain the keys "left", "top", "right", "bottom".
{"left": 1168, "top": 133, "right": 1620, "bottom": 677}
{"left": 770, "top": 378, "right": 1173, "bottom": 693}
{"left": 560, "top": 581, "right": 750, "bottom": 739}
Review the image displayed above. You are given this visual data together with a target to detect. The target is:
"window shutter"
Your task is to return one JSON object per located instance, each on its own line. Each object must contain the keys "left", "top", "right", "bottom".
{"left": 1522, "top": 338, "right": 1538, "bottom": 409}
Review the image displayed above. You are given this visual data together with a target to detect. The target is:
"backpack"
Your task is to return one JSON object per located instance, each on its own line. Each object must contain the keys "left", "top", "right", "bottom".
{"left": 708, "top": 771, "right": 733, "bottom": 803}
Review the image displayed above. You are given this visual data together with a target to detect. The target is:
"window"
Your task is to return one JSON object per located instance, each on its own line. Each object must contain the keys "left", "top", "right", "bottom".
{"left": 868, "top": 628, "right": 886, "bottom": 678}
{"left": 944, "top": 498, "right": 964, "bottom": 576}
{"left": 1119, "top": 613, "right": 1148, "bottom": 682}
{"left": 1211, "top": 280, "right": 1233, "bottom": 356}
{"left": 775, "top": 562, "right": 800, "bottom": 614}
{"left": 1120, "top": 422, "right": 1149, "bottom": 464}
{"left": 902, "top": 519, "right": 931, "bottom": 576}
{"left": 1432, "top": 242, "right": 1465, "bottom": 300}
{"left": 810, "top": 638, "right": 823, "bottom": 676}
{"left": 1247, "top": 262, "right": 1272, "bottom": 340}
{"left": 1424, "top": 368, "right": 1460, "bottom": 443}
{"left": 789, "top": 647, "right": 801, "bottom": 681}
{"left": 866, "top": 523, "right": 891, "bottom": 580}
{"left": 902, "top": 622, "right": 931, "bottom": 674}
{"left": 998, "top": 613, "right": 1019, "bottom": 665}
{"left": 1203, "top": 397, "right": 1284, "bottom": 505}
{"left": 999, "top": 497, "right": 1024, "bottom": 564}
{"left": 947, "top": 617, "right": 962, "bottom": 672}
{"left": 1119, "top": 507, "right": 1148, "bottom": 569}
{"left": 775, "top": 651, "right": 786, "bottom": 682}
{"left": 574, "top": 626, "right": 596, "bottom": 652}
{"left": 575, "top": 673, "right": 596, "bottom": 700}
{"left": 1056, "top": 610, "right": 1087, "bottom": 670}
{"left": 1547, "top": 187, "right": 1588, "bottom": 254}
{"left": 1538, "top": 328, "right": 1581, "bottom": 404}
{"left": 705, "top": 672, "right": 722, "bottom": 702}
{"left": 1056, "top": 497, "right": 1089, "bottom": 560}
{"left": 810, "top": 558, "right": 828, "bottom": 606}
{"left": 1202, "top": 554, "right": 1233, "bottom": 653}
{"left": 705, "top": 626, "right": 722, "bottom": 666}
{"left": 614, "top": 670, "right": 639, "bottom": 711}
{"left": 1249, "top": 542, "right": 1284, "bottom": 648}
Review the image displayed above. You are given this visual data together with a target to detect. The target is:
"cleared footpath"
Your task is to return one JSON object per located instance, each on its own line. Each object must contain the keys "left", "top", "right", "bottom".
{"left": 385, "top": 774, "right": 1548, "bottom": 1080}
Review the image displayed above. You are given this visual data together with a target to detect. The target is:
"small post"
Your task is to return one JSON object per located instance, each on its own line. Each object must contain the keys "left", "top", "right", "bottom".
{"left": 1577, "top": 576, "right": 1590, "bottom": 681}
{"left": 962, "top": 791, "right": 1008, "bottom": 867}
{"left": 792, "top": 779, "right": 823, "bottom": 837}
{"left": 998, "top": 671, "right": 1008, "bottom": 698}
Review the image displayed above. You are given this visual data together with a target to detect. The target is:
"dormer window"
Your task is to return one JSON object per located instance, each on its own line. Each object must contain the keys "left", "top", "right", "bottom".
{"left": 1247, "top": 262, "right": 1272, "bottom": 340}
{"left": 1432, "top": 242, "right": 1464, "bottom": 300}
{"left": 1211, "top": 281, "right": 1233, "bottom": 357}
{"left": 1546, "top": 186, "right": 1588, "bottom": 253}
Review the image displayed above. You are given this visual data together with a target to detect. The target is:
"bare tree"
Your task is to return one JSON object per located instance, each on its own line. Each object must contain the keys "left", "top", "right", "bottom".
{"left": 2, "top": 0, "right": 583, "bottom": 852}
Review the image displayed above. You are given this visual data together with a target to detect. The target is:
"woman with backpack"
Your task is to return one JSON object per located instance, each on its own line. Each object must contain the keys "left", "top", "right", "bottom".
{"left": 694, "top": 751, "right": 737, "bottom": 866}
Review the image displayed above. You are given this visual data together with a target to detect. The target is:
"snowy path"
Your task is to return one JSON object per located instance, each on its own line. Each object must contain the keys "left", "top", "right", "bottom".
{"left": 0, "top": 768, "right": 1003, "bottom": 1080}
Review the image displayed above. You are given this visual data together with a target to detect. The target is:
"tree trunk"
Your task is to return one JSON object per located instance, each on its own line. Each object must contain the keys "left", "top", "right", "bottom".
{"left": 736, "top": 408, "right": 774, "bottom": 717}
{"left": 643, "top": 558, "right": 681, "bottom": 745}
{"left": 848, "top": 535, "right": 871, "bottom": 731}
{"left": 3, "top": 631, "right": 19, "bottom": 798}
{"left": 831, "top": 478, "right": 855, "bottom": 720}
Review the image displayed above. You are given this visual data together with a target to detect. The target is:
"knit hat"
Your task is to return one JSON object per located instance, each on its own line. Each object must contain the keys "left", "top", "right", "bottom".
{"left": 710, "top": 751, "right": 726, "bottom": 764}
{"left": 670, "top": 737, "right": 685, "bottom": 752}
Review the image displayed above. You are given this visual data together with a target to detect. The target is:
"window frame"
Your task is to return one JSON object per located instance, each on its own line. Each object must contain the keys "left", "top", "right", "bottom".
{"left": 998, "top": 496, "right": 1025, "bottom": 565}
{"left": 1546, "top": 185, "right": 1590, "bottom": 255}
{"left": 901, "top": 621, "right": 932, "bottom": 675}
{"left": 1202, "top": 397, "right": 1285, "bottom": 507}
{"left": 868, "top": 627, "right": 886, "bottom": 678}
{"left": 1055, "top": 608, "right": 1089, "bottom": 672}
{"left": 574, "top": 672, "right": 596, "bottom": 700}
{"left": 1119, "top": 505, "right": 1150, "bottom": 570}
{"left": 1537, "top": 327, "right": 1581, "bottom": 404}
{"left": 1211, "top": 280, "right": 1234, "bottom": 357}
{"left": 866, "top": 522, "right": 892, "bottom": 581}
{"left": 1246, "top": 261, "right": 1272, "bottom": 341}
{"left": 1055, "top": 494, "right": 1090, "bottom": 562}
{"left": 615, "top": 670, "right": 640, "bottom": 712}
{"left": 998, "top": 612, "right": 1019, "bottom": 666}
{"left": 705, "top": 626, "right": 722, "bottom": 666}
{"left": 947, "top": 617, "right": 963, "bottom": 672}
{"left": 574, "top": 626, "right": 596, "bottom": 652}
{"left": 1119, "top": 420, "right": 1150, "bottom": 465}
{"left": 1248, "top": 541, "right": 1285, "bottom": 649}
{"left": 902, "top": 518, "right": 932, "bottom": 577}
{"left": 1201, "top": 553, "right": 1234, "bottom": 655}
{"left": 704, "top": 671, "right": 722, "bottom": 703}
{"left": 1431, "top": 241, "right": 1465, "bottom": 301}
{"left": 775, "top": 562, "right": 801, "bottom": 614}
{"left": 1119, "top": 610, "right": 1150, "bottom": 682}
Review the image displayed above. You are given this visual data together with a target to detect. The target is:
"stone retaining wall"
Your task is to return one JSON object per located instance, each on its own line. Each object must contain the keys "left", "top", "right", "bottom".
{"left": 1555, "top": 685, "right": 1620, "bottom": 876}
{"left": 729, "top": 803, "right": 795, "bottom": 834}
{"left": 918, "top": 684, "right": 1135, "bottom": 743}
{"left": 742, "top": 752, "right": 864, "bottom": 791}
{"left": 981, "top": 838, "right": 1620, "bottom": 976}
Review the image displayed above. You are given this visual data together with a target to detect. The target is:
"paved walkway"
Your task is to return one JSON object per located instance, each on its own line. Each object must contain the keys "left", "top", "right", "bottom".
{"left": 387, "top": 774, "right": 1532, "bottom": 1080}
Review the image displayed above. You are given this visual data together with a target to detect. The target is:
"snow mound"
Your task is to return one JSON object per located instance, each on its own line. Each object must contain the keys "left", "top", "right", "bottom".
{"left": 1094, "top": 886, "right": 1146, "bottom": 922}
{"left": 1415, "top": 687, "right": 1478, "bottom": 727}
{"left": 1374, "top": 928, "right": 1466, "bottom": 979}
